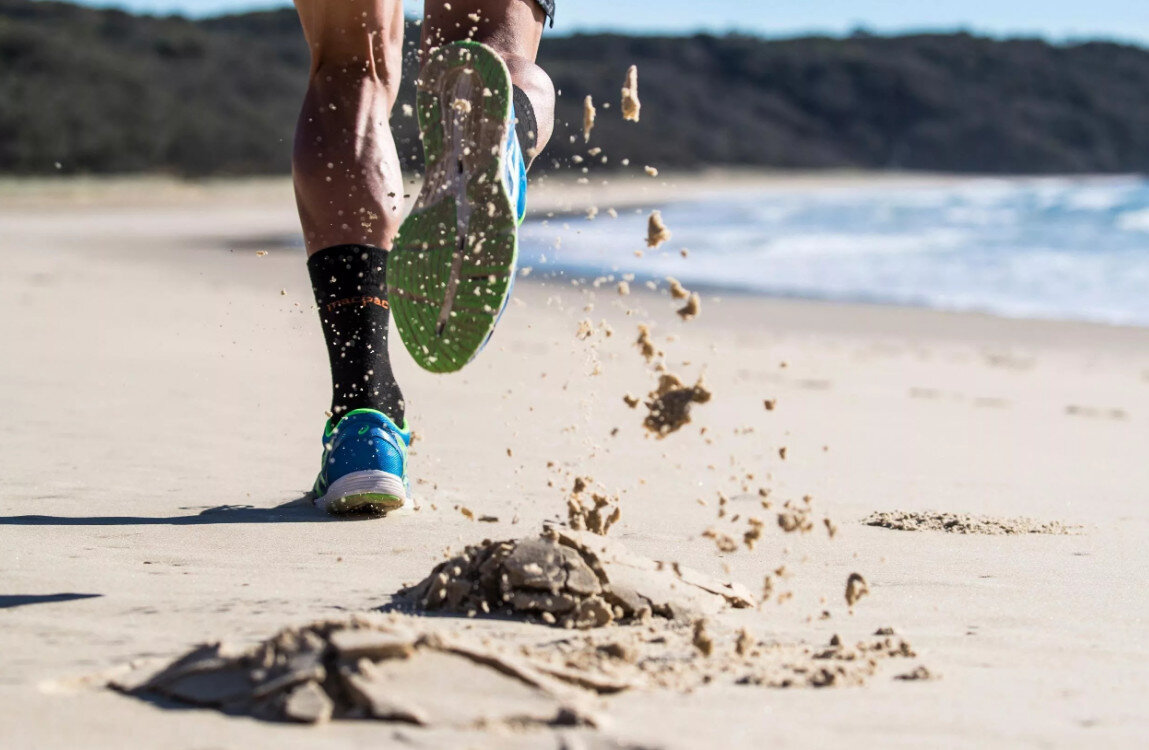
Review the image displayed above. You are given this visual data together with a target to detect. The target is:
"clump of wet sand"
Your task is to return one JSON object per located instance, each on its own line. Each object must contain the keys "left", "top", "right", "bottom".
{"left": 845, "top": 573, "right": 869, "bottom": 607}
{"left": 111, "top": 617, "right": 603, "bottom": 728}
{"left": 567, "top": 477, "right": 621, "bottom": 535}
{"left": 583, "top": 95, "right": 596, "bottom": 141}
{"left": 399, "top": 528, "right": 754, "bottom": 629}
{"left": 112, "top": 613, "right": 924, "bottom": 727}
{"left": 864, "top": 511, "right": 1079, "bottom": 535}
{"left": 621, "top": 65, "right": 641, "bottom": 122}
{"left": 643, "top": 372, "right": 711, "bottom": 437}
{"left": 646, "top": 210, "right": 671, "bottom": 248}
{"left": 635, "top": 323, "right": 663, "bottom": 363}
{"left": 676, "top": 292, "right": 701, "bottom": 321}
{"left": 658, "top": 277, "right": 701, "bottom": 321}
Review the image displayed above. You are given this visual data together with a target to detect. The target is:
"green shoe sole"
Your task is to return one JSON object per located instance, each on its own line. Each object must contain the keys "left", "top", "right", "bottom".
{"left": 388, "top": 41, "right": 517, "bottom": 374}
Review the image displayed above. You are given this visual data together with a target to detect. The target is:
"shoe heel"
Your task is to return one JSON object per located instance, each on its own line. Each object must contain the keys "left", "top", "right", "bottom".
{"left": 318, "top": 470, "right": 406, "bottom": 515}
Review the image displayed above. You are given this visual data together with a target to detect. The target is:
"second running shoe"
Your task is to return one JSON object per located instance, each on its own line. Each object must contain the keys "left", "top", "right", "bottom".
{"left": 387, "top": 41, "right": 527, "bottom": 374}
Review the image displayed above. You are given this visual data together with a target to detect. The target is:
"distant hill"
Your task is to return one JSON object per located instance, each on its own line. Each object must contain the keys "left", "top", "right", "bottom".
{"left": 4, "top": 0, "right": 1149, "bottom": 175}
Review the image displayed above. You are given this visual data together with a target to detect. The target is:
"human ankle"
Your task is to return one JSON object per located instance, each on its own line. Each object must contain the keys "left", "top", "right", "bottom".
{"left": 308, "top": 245, "right": 406, "bottom": 424}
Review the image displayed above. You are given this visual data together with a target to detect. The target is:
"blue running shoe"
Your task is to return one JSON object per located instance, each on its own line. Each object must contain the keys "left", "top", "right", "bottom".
{"left": 312, "top": 409, "right": 410, "bottom": 515}
{"left": 387, "top": 40, "right": 528, "bottom": 374}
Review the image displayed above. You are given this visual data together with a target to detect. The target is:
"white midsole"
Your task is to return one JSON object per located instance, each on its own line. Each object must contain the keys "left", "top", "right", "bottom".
{"left": 316, "top": 470, "right": 407, "bottom": 511}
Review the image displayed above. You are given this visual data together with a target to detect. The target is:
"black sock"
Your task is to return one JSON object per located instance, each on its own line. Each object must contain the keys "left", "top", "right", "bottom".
{"left": 512, "top": 85, "right": 539, "bottom": 155}
{"left": 308, "top": 244, "right": 405, "bottom": 425}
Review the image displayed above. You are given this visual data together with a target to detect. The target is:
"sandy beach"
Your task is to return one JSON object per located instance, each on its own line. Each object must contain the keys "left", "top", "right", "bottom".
{"left": 2, "top": 174, "right": 1148, "bottom": 748}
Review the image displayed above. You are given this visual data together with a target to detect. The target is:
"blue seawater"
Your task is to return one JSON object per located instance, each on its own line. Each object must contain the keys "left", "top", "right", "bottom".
{"left": 519, "top": 176, "right": 1149, "bottom": 327}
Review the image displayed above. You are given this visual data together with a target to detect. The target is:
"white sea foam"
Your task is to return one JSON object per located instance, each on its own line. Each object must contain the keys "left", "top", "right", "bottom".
{"left": 1117, "top": 208, "right": 1149, "bottom": 232}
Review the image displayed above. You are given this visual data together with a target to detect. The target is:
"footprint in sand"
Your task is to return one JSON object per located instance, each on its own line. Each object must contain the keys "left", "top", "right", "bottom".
{"left": 1064, "top": 405, "right": 1128, "bottom": 420}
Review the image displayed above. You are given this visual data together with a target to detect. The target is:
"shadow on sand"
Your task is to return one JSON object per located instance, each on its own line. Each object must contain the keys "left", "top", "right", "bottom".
{"left": 0, "top": 593, "right": 103, "bottom": 609}
{"left": 0, "top": 496, "right": 352, "bottom": 526}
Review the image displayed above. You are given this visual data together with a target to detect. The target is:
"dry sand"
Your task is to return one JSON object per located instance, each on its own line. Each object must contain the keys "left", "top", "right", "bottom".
{"left": 2, "top": 174, "right": 1149, "bottom": 748}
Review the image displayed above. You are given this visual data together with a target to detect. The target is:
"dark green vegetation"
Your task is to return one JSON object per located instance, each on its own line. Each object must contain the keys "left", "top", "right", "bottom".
{"left": 4, "top": 0, "right": 1149, "bottom": 175}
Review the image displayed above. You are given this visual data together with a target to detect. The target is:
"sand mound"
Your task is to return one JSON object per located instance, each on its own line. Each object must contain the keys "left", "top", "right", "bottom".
{"left": 399, "top": 529, "right": 755, "bottom": 628}
{"left": 110, "top": 615, "right": 926, "bottom": 727}
{"left": 111, "top": 617, "right": 607, "bottom": 727}
{"left": 864, "top": 511, "right": 1078, "bottom": 535}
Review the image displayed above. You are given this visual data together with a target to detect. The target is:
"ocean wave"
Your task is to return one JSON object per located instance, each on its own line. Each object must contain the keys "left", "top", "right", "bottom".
{"left": 520, "top": 176, "right": 1149, "bottom": 327}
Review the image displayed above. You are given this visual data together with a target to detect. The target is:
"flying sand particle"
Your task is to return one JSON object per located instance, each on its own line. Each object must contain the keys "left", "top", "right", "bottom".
{"left": 635, "top": 324, "right": 662, "bottom": 363}
{"left": 702, "top": 528, "right": 738, "bottom": 553}
{"left": 676, "top": 292, "right": 701, "bottom": 321}
{"left": 692, "top": 619, "right": 714, "bottom": 656}
{"left": 621, "top": 65, "right": 641, "bottom": 122}
{"left": 743, "top": 517, "right": 765, "bottom": 550}
{"left": 895, "top": 666, "right": 937, "bottom": 681}
{"left": 568, "top": 490, "right": 622, "bottom": 536}
{"left": 777, "top": 505, "right": 813, "bottom": 534}
{"left": 845, "top": 573, "right": 869, "bottom": 607}
{"left": 583, "top": 95, "right": 596, "bottom": 141}
{"left": 643, "top": 373, "right": 712, "bottom": 437}
{"left": 646, "top": 211, "right": 671, "bottom": 248}
{"left": 735, "top": 628, "right": 754, "bottom": 656}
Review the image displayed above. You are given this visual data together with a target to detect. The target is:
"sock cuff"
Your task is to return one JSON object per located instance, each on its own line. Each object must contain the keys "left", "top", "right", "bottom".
{"left": 307, "top": 244, "right": 389, "bottom": 305}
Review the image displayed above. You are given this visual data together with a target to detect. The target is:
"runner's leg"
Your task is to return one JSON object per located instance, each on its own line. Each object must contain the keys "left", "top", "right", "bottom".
{"left": 294, "top": 0, "right": 406, "bottom": 423}
{"left": 294, "top": 0, "right": 406, "bottom": 253}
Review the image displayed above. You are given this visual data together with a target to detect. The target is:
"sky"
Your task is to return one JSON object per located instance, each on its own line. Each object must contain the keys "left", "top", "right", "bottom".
{"left": 64, "top": 0, "right": 1149, "bottom": 46}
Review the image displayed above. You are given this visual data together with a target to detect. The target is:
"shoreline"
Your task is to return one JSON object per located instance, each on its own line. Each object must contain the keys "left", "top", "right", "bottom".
{"left": 521, "top": 269, "right": 1149, "bottom": 335}
{"left": 3, "top": 173, "right": 1148, "bottom": 333}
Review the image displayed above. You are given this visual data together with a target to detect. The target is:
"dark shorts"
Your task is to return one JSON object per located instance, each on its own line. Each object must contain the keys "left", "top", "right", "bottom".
{"left": 535, "top": 0, "right": 555, "bottom": 26}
